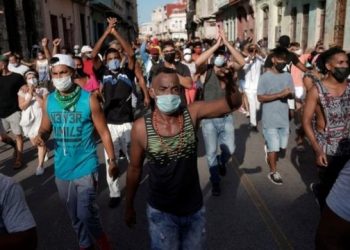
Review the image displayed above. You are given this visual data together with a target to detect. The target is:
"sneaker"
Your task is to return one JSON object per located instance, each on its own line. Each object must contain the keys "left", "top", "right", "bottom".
{"left": 267, "top": 171, "right": 283, "bottom": 185}
{"left": 108, "top": 197, "right": 121, "bottom": 208}
{"left": 35, "top": 166, "right": 45, "bottom": 176}
{"left": 211, "top": 183, "right": 221, "bottom": 196}
{"left": 217, "top": 156, "right": 226, "bottom": 176}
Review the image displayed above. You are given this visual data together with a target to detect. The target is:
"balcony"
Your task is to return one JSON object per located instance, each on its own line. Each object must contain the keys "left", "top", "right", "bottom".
{"left": 90, "top": 0, "right": 113, "bottom": 10}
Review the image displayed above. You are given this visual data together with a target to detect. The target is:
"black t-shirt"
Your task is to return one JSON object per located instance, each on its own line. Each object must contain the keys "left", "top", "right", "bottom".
{"left": 149, "top": 61, "right": 191, "bottom": 84}
{"left": 264, "top": 49, "right": 300, "bottom": 69}
{"left": 0, "top": 73, "right": 24, "bottom": 118}
{"left": 95, "top": 65, "right": 135, "bottom": 124}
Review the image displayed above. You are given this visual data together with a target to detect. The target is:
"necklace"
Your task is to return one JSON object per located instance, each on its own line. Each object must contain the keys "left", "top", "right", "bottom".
{"left": 153, "top": 110, "right": 185, "bottom": 155}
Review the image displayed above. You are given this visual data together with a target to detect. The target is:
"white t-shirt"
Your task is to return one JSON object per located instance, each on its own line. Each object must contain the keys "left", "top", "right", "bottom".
{"left": 8, "top": 64, "right": 30, "bottom": 76}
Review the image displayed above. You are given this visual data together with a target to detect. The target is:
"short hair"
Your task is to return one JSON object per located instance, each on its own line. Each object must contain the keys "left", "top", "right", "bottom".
{"left": 153, "top": 66, "right": 177, "bottom": 77}
{"left": 290, "top": 42, "right": 300, "bottom": 47}
{"left": 72, "top": 56, "right": 83, "bottom": 63}
{"left": 104, "top": 48, "right": 119, "bottom": 58}
{"left": 278, "top": 35, "right": 291, "bottom": 48}
{"left": 271, "top": 47, "right": 289, "bottom": 60}
{"left": 193, "top": 41, "right": 202, "bottom": 48}
{"left": 321, "top": 47, "right": 346, "bottom": 64}
{"left": 316, "top": 47, "right": 346, "bottom": 73}
{"left": 161, "top": 40, "right": 175, "bottom": 50}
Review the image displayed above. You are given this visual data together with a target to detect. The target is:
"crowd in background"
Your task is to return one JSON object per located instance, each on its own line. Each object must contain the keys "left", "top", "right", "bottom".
{"left": 1, "top": 17, "right": 350, "bottom": 250}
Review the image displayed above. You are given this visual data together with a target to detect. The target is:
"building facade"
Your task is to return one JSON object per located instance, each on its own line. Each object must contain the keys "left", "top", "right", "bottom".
{"left": 142, "top": 0, "right": 187, "bottom": 40}
{"left": 187, "top": 0, "right": 348, "bottom": 50}
{"left": 0, "top": 0, "right": 138, "bottom": 58}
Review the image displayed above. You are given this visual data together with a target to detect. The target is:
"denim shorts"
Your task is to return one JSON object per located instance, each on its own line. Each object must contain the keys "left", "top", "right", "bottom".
{"left": 263, "top": 127, "right": 289, "bottom": 152}
{"left": 147, "top": 205, "right": 206, "bottom": 250}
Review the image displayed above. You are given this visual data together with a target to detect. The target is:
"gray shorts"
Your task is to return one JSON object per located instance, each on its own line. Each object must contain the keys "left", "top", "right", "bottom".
{"left": 1, "top": 111, "right": 23, "bottom": 135}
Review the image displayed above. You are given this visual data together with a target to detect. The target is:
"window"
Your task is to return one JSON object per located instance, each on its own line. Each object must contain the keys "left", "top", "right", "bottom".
{"left": 50, "top": 14, "right": 59, "bottom": 39}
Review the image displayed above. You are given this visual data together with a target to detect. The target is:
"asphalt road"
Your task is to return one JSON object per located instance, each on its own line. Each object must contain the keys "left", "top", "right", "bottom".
{"left": 0, "top": 112, "right": 320, "bottom": 250}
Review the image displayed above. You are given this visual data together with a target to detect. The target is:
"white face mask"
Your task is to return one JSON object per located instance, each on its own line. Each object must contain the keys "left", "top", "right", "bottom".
{"left": 184, "top": 54, "right": 192, "bottom": 62}
{"left": 27, "top": 78, "right": 38, "bottom": 86}
{"left": 52, "top": 75, "right": 73, "bottom": 91}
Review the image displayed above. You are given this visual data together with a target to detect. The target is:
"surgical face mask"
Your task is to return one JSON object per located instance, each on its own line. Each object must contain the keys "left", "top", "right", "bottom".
{"left": 74, "top": 49, "right": 79, "bottom": 54}
{"left": 184, "top": 54, "right": 192, "bottom": 62}
{"left": 275, "top": 62, "right": 287, "bottom": 73}
{"left": 27, "top": 78, "right": 38, "bottom": 86}
{"left": 214, "top": 56, "right": 225, "bottom": 67}
{"left": 332, "top": 67, "right": 350, "bottom": 83}
{"left": 52, "top": 75, "right": 73, "bottom": 92}
{"left": 164, "top": 52, "right": 176, "bottom": 63}
{"left": 108, "top": 59, "right": 120, "bottom": 71}
{"left": 156, "top": 94, "right": 181, "bottom": 114}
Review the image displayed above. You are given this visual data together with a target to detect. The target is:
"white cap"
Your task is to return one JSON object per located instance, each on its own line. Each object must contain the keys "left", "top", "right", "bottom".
{"left": 81, "top": 45, "right": 93, "bottom": 53}
{"left": 73, "top": 44, "right": 80, "bottom": 50}
{"left": 183, "top": 48, "right": 192, "bottom": 55}
{"left": 50, "top": 54, "right": 75, "bottom": 69}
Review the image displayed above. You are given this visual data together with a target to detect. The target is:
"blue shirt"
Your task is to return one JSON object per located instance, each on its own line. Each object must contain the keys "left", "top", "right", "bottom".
{"left": 47, "top": 89, "right": 98, "bottom": 180}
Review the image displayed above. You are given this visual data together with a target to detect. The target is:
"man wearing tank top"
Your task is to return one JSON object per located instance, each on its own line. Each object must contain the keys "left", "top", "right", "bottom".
{"left": 303, "top": 47, "right": 350, "bottom": 210}
{"left": 125, "top": 67, "right": 242, "bottom": 250}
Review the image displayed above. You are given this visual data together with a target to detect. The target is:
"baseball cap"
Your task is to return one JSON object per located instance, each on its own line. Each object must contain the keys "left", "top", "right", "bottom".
{"left": 73, "top": 45, "right": 80, "bottom": 50}
{"left": 50, "top": 54, "right": 75, "bottom": 69}
{"left": 81, "top": 45, "right": 93, "bottom": 54}
{"left": 0, "top": 54, "right": 8, "bottom": 63}
{"left": 183, "top": 48, "right": 192, "bottom": 55}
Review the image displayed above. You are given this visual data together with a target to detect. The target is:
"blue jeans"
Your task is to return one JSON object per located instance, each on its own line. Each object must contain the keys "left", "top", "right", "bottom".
{"left": 201, "top": 115, "right": 235, "bottom": 183}
{"left": 55, "top": 173, "right": 104, "bottom": 248}
{"left": 147, "top": 205, "right": 206, "bottom": 250}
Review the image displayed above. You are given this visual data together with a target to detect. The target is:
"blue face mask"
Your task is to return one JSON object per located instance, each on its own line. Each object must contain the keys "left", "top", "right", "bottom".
{"left": 108, "top": 59, "right": 120, "bottom": 71}
{"left": 156, "top": 94, "right": 181, "bottom": 114}
{"left": 214, "top": 56, "right": 225, "bottom": 67}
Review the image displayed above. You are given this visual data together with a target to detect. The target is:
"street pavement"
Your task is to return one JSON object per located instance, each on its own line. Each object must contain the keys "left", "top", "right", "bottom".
{"left": 0, "top": 111, "right": 320, "bottom": 250}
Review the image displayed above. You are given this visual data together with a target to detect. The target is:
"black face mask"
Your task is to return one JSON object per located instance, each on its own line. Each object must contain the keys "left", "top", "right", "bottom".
{"left": 75, "top": 68, "right": 87, "bottom": 78}
{"left": 275, "top": 63, "right": 287, "bottom": 73}
{"left": 332, "top": 67, "right": 350, "bottom": 83}
{"left": 164, "top": 52, "right": 176, "bottom": 64}
{"left": 151, "top": 55, "right": 159, "bottom": 62}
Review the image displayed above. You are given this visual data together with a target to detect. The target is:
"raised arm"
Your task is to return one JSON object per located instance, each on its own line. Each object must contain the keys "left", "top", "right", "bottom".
{"left": 41, "top": 38, "right": 51, "bottom": 60}
{"left": 220, "top": 29, "right": 245, "bottom": 70}
{"left": 134, "top": 62, "right": 150, "bottom": 107}
{"left": 110, "top": 23, "right": 135, "bottom": 71}
{"left": 92, "top": 17, "right": 117, "bottom": 71}
{"left": 52, "top": 38, "right": 62, "bottom": 56}
{"left": 195, "top": 37, "right": 222, "bottom": 68}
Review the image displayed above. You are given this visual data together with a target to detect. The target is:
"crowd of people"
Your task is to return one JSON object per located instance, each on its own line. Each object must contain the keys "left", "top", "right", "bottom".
{"left": 0, "top": 17, "right": 349, "bottom": 250}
